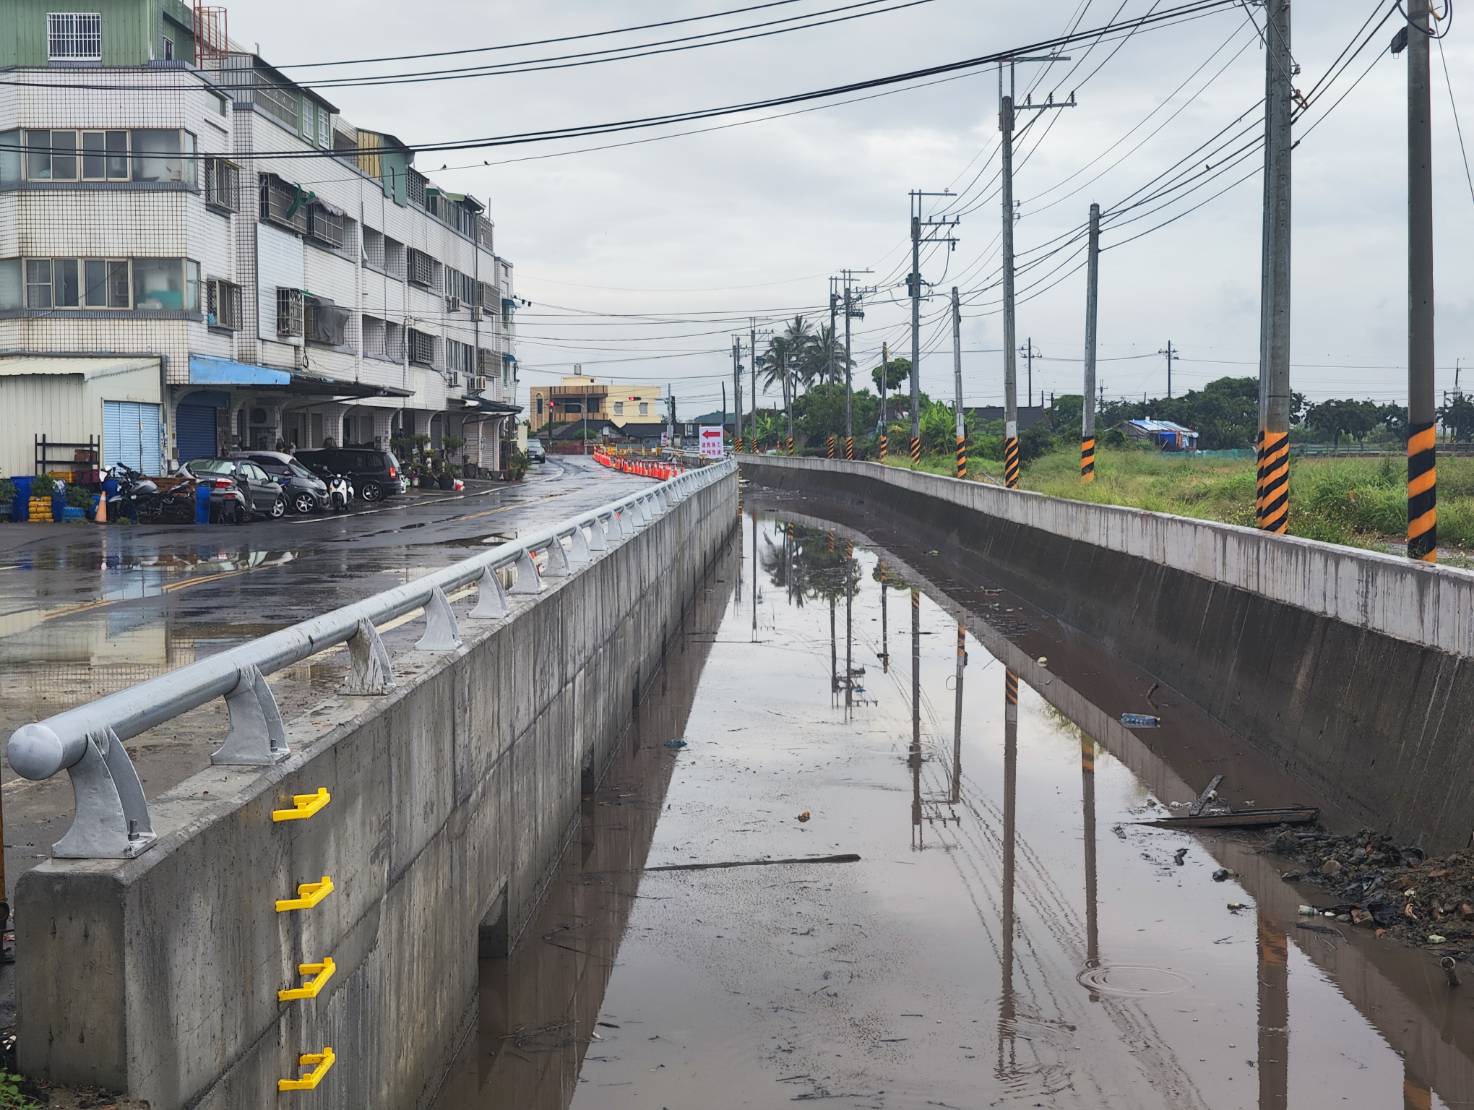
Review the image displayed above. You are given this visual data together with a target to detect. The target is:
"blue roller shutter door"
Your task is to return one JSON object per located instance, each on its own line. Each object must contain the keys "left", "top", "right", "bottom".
{"left": 102, "top": 401, "right": 162, "bottom": 475}
{"left": 175, "top": 403, "right": 217, "bottom": 464}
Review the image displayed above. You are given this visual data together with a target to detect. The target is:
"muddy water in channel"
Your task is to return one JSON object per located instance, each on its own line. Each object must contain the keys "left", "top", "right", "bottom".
{"left": 436, "top": 510, "right": 1473, "bottom": 1109}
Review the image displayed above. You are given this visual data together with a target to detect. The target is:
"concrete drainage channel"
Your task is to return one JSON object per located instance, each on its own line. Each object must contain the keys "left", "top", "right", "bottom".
{"left": 7, "top": 460, "right": 737, "bottom": 1109}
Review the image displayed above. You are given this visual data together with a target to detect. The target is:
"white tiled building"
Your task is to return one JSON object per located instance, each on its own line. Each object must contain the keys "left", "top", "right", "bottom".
{"left": 0, "top": 3, "right": 520, "bottom": 479}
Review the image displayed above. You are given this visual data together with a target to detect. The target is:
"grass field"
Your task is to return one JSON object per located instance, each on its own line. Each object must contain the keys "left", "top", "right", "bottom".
{"left": 885, "top": 445, "right": 1474, "bottom": 554}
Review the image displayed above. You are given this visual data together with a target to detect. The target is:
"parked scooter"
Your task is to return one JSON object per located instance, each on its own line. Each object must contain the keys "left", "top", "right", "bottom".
{"left": 104, "top": 463, "right": 160, "bottom": 522}
{"left": 324, "top": 472, "right": 353, "bottom": 512}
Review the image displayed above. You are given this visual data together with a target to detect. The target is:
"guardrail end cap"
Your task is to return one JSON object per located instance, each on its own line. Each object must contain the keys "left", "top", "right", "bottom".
{"left": 10, "top": 722, "right": 66, "bottom": 780}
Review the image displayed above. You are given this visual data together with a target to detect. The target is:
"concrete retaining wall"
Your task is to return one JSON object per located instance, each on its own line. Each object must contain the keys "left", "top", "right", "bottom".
{"left": 742, "top": 456, "right": 1474, "bottom": 850}
{"left": 16, "top": 470, "right": 737, "bottom": 1109}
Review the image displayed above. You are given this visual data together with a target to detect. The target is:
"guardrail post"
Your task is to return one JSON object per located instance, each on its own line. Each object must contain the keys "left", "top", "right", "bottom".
{"left": 415, "top": 585, "right": 463, "bottom": 651}
{"left": 212, "top": 664, "right": 289, "bottom": 766}
{"left": 510, "top": 549, "right": 544, "bottom": 595}
{"left": 470, "top": 567, "right": 510, "bottom": 619}
{"left": 341, "top": 617, "right": 394, "bottom": 695}
{"left": 587, "top": 517, "right": 610, "bottom": 552}
{"left": 568, "top": 525, "right": 593, "bottom": 568}
{"left": 543, "top": 538, "right": 572, "bottom": 578}
{"left": 615, "top": 509, "right": 633, "bottom": 538}
{"left": 52, "top": 726, "right": 155, "bottom": 858}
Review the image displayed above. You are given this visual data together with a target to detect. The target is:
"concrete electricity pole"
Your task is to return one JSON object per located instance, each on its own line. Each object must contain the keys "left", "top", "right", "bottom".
{"left": 1159, "top": 340, "right": 1177, "bottom": 399}
{"left": 732, "top": 338, "right": 743, "bottom": 451}
{"left": 1407, "top": 0, "right": 1437, "bottom": 562}
{"left": 838, "top": 269, "right": 869, "bottom": 460}
{"left": 1256, "top": 0, "right": 1293, "bottom": 534}
{"left": 879, "top": 340, "right": 890, "bottom": 462}
{"left": 951, "top": 286, "right": 966, "bottom": 478}
{"left": 909, "top": 190, "right": 960, "bottom": 466}
{"left": 1081, "top": 202, "right": 1100, "bottom": 483}
{"left": 749, "top": 319, "right": 758, "bottom": 450}
{"left": 828, "top": 277, "right": 840, "bottom": 385}
{"left": 1018, "top": 337, "right": 1039, "bottom": 410}
{"left": 1000, "top": 63, "right": 1075, "bottom": 489}
{"left": 782, "top": 345, "right": 794, "bottom": 455}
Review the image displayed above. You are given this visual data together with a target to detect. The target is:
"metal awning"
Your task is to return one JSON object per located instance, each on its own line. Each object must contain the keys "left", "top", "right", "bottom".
{"left": 0, "top": 355, "right": 159, "bottom": 381}
{"left": 187, "top": 357, "right": 410, "bottom": 398}
{"left": 458, "top": 396, "right": 522, "bottom": 415}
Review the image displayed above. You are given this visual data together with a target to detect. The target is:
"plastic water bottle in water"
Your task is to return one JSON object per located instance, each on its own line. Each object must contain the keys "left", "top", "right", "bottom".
{"left": 1119, "top": 712, "right": 1161, "bottom": 728}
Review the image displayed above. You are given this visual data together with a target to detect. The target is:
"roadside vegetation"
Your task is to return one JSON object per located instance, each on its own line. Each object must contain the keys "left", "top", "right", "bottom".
{"left": 745, "top": 353, "right": 1474, "bottom": 554}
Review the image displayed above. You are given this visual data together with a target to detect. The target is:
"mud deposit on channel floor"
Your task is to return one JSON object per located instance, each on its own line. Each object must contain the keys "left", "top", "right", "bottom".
{"left": 435, "top": 512, "right": 1474, "bottom": 1110}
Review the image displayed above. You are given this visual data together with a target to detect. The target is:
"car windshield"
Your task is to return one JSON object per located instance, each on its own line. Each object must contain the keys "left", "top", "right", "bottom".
{"left": 287, "top": 461, "right": 316, "bottom": 479}
{"left": 528, "top": 439, "right": 543, "bottom": 448}
{"left": 186, "top": 459, "right": 233, "bottom": 475}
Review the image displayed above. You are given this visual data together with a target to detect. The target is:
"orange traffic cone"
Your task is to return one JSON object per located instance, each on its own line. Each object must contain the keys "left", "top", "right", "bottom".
{"left": 95, "top": 492, "right": 107, "bottom": 524}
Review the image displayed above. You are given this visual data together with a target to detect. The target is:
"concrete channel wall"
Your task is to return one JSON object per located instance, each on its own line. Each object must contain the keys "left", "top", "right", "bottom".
{"left": 16, "top": 470, "right": 738, "bottom": 1109}
{"left": 742, "top": 456, "right": 1474, "bottom": 851}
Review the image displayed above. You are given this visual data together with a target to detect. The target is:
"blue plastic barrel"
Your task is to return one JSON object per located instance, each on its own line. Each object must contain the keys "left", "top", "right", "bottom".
{"left": 195, "top": 484, "right": 212, "bottom": 524}
{"left": 11, "top": 476, "right": 33, "bottom": 522}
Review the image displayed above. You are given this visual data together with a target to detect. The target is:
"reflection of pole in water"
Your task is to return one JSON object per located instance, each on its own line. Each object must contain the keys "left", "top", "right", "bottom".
{"left": 844, "top": 548, "right": 854, "bottom": 712}
{"left": 1257, "top": 912, "right": 1288, "bottom": 1110}
{"left": 735, "top": 507, "right": 743, "bottom": 606}
{"left": 751, "top": 513, "right": 758, "bottom": 640}
{"left": 1081, "top": 732, "right": 1099, "bottom": 999}
{"left": 785, "top": 523, "right": 794, "bottom": 605}
{"left": 1404, "top": 1070, "right": 1432, "bottom": 1110}
{"left": 998, "top": 667, "right": 1019, "bottom": 1077}
{"left": 951, "top": 623, "right": 965, "bottom": 805}
{"left": 829, "top": 594, "right": 838, "bottom": 700}
{"left": 910, "top": 588, "right": 923, "bottom": 849}
{"left": 880, "top": 571, "right": 891, "bottom": 673}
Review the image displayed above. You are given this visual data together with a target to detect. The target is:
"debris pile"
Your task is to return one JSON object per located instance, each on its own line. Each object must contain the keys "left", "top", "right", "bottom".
{"left": 1268, "top": 828, "right": 1474, "bottom": 949}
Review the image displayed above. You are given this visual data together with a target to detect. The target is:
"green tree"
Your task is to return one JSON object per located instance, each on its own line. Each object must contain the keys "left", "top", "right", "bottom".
{"left": 795, "top": 383, "right": 878, "bottom": 441}
{"left": 1305, "top": 398, "right": 1378, "bottom": 445}
{"left": 919, "top": 400, "right": 957, "bottom": 455}
{"left": 1436, "top": 396, "right": 1474, "bottom": 441}
{"left": 871, "top": 356, "right": 911, "bottom": 395}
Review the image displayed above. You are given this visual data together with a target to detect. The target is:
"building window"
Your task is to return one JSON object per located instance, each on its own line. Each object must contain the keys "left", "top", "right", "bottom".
{"left": 276, "top": 288, "right": 304, "bottom": 337}
{"left": 48, "top": 12, "right": 102, "bottom": 61}
{"left": 304, "top": 294, "right": 348, "bottom": 347}
{"left": 259, "top": 173, "right": 309, "bottom": 234}
{"left": 161, "top": 36, "right": 173, "bottom": 61}
{"left": 206, "top": 278, "right": 241, "bottom": 330}
{"left": 639, "top": 402, "right": 649, "bottom": 416}
{"left": 406, "top": 248, "right": 433, "bottom": 289}
{"left": 383, "top": 237, "right": 405, "bottom": 280}
{"left": 407, "top": 168, "right": 428, "bottom": 210}
{"left": 384, "top": 320, "right": 404, "bottom": 361}
{"left": 316, "top": 107, "right": 330, "bottom": 149}
{"left": 256, "top": 79, "right": 299, "bottom": 133}
{"left": 614, "top": 401, "right": 624, "bottom": 416}
{"left": 22, "top": 128, "right": 192, "bottom": 184}
{"left": 24, "top": 130, "right": 76, "bottom": 181}
{"left": 131, "top": 129, "right": 193, "bottom": 184}
{"left": 84, "top": 259, "right": 130, "bottom": 307}
{"left": 307, "top": 204, "right": 345, "bottom": 249}
{"left": 447, "top": 339, "right": 474, "bottom": 374}
{"left": 132, "top": 257, "right": 198, "bottom": 311}
{"left": 14, "top": 257, "right": 197, "bottom": 311}
{"left": 204, "top": 157, "right": 239, "bottom": 211}
{"left": 408, "top": 329, "right": 435, "bottom": 367}
{"left": 81, "top": 130, "right": 129, "bottom": 180}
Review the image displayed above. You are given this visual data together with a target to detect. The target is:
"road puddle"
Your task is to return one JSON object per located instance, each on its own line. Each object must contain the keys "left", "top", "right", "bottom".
{"left": 435, "top": 510, "right": 1469, "bottom": 1109}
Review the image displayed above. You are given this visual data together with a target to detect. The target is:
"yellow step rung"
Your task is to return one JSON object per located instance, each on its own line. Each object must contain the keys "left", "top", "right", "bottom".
{"left": 277, "top": 957, "right": 336, "bottom": 1002}
{"left": 272, "top": 788, "right": 331, "bottom": 823}
{"left": 278, "top": 1046, "right": 335, "bottom": 1092}
{"left": 275, "top": 875, "right": 334, "bottom": 913}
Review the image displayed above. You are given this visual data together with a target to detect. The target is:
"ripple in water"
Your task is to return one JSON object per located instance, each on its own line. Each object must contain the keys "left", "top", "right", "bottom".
{"left": 1076, "top": 963, "right": 1191, "bottom": 998}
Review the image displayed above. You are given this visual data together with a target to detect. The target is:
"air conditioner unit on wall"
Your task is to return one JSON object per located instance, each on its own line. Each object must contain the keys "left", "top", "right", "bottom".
{"left": 445, "top": 294, "right": 461, "bottom": 313}
{"left": 470, "top": 305, "right": 483, "bottom": 322}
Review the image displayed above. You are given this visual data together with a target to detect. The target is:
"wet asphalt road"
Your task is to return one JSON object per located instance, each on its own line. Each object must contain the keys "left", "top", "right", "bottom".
{"left": 0, "top": 456, "right": 648, "bottom": 895}
{"left": 437, "top": 508, "right": 1474, "bottom": 1110}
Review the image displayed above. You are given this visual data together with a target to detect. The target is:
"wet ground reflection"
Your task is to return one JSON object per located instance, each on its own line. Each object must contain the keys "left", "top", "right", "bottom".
{"left": 437, "top": 511, "right": 1469, "bottom": 1109}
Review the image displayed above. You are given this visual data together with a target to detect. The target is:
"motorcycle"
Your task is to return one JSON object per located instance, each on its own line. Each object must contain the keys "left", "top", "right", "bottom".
{"left": 105, "top": 463, "right": 161, "bottom": 522}
{"left": 304, "top": 463, "right": 352, "bottom": 512}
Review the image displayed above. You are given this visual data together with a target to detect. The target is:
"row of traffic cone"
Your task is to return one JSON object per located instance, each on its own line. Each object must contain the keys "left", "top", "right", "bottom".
{"left": 592, "top": 450, "right": 681, "bottom": 481}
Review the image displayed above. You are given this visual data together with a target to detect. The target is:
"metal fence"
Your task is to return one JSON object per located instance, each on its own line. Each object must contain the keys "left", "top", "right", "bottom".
{"left": 7, "top": 460, "right": 734, "bottom": 860}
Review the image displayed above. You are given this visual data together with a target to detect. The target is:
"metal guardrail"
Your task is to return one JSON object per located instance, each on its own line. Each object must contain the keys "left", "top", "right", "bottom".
{"left": 7, "top": 459, "right": 734, "bottom": 860}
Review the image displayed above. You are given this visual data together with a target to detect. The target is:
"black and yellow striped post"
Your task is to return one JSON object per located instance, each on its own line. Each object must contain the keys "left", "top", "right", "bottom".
{"left": 878, "top": 433, "right": 888, "bottom": 463}
{"left": 845, "top": 435, "right": 854, "bottom": 461}
{"left": 1408, "top": 421, "right": 1437, "bottom": 562}
{"left": 1255, "top": 429, "right": 1290, "bottom": 534}
{"left": 786, "top": 436, "right": 795, "bottom": 456}
{"left": 735, "top": 436, "right": 743, "bottom": 453}
{"left": 1080, "top": 437, "right": 1095, "bottom": 482}
{"left": 909, "top": 436, "right": 921, "bottom": 466}
{"left": 1003, "top": 436, "right": 1021, "bottom": 489}
{"left": 955, "top": 435, "right": 967, "bottom": 479}
{"left": 826, "top": 434, "right": 836, "bottom": 459}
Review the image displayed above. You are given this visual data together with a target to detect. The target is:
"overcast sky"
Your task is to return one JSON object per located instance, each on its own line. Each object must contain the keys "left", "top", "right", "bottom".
{"left": 231, "top": 0, "right": 1474, "bottom": 416}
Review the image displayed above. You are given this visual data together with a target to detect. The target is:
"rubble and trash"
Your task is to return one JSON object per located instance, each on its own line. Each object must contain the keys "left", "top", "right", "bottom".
{"left": 1212, "top": 868, "right": 1235, "bottom": 882}
{"left": 1269, "top": 827, "right": 1474, "bottom": 949}
{"left": 663, "top": 739, "right": 688, "bottom": 749}
{"left": 1173, "top": 848, "right": 1188, "bottom": 866}
{"left": 1120, "top": 713, "right": 1161, "bottom": 728}
{"left": 1442, "top": 956, "right": 1461, "bottom": 986}
{"left": 797, "top": 810, "right": 812, "bottom": 823}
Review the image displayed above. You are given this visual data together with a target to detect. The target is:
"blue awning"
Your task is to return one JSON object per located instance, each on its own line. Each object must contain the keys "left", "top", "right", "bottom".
{"left": 189, "top": 355, "right": 291, "bottom": 386}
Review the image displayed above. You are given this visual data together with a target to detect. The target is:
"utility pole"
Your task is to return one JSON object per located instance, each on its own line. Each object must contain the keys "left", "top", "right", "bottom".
{"left": 1257, "top": 0, "right": 1293, "bottom": 534}
{"left": 731, "top": 338, "right": 743, "bottom": 451}
{"left": 838, "top": 268, "right": 870, "bottom": 460}
{"left": 1081, "top": 202, "right": 1100, "bottom": 483}
{"left": 952, "top": 286, "right": 966, "bottom": 478}
{"left": 1001, "top": 63, "right": 1076, "bottom": 489}
{"left": 750, "top": 318, "right": 758, "bottom": 451}
{"left": 1159, "top": 340, "right": 1177, "bottom": 400}
{"left": 879, "top": 340, "right": 890, "bottom": 462}
{"left": 1017, "top": 338, "right": 1039, "bottom": 410}
{"left": 782, "top": 345, "right": 794, "bottom": 455}
{"left": 828, "top": 277, "right": 840, "bottom": 386}
{"left": 1407, "top": 0, "right": 1437, "bottom": 562}
{"left": 721, "top": 381, "right": 727, "bottom": 448}
{"left": 909, "top": 190, "right": 961, "bottom": 466}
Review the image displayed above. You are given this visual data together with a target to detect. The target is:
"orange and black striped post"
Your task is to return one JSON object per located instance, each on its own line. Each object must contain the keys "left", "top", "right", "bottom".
{"left": 955, "top": 435, "right": 967, "bottom": 479}
{"left": 909, "top": 436, "right": 921, "bottom": 466}
{"left": 1003, "top": 435, "right": 1021, "bottom": 489}
{"left": 1080, "top": 437, "right": 1095, "bottom": 482}
{"left": 1408, "top": 421, "right": 1437, "bottom": 561}
{"left": 826, "top": 434, "right": 836, "bottom": 459}
{"left": 878, "top": 432, "right": 888, "bottom": 463}
{"left": 786, "top": 435, "right": 794, "bottom": 456}
{"left": 1256, "top": 429, "right": 1290, "bottom": 534}
{"left": 845, "top": 435, "right": 854, "bottom": 461}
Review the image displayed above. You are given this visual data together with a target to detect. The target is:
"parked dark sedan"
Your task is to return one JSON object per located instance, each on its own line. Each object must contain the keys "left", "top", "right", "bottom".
{"left": 229, "top": 450, "right": 328, "bottom": 514}
{"left": 295, "top": 446, "right": 403, "bottom": 503}
{"left": 179, "top": 458, "right": 288, "bottom": 522}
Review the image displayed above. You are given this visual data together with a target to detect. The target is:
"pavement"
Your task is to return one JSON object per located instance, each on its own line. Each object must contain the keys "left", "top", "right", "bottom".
{"left": 0, "top": 455, "right": 650, "bottom": 902}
